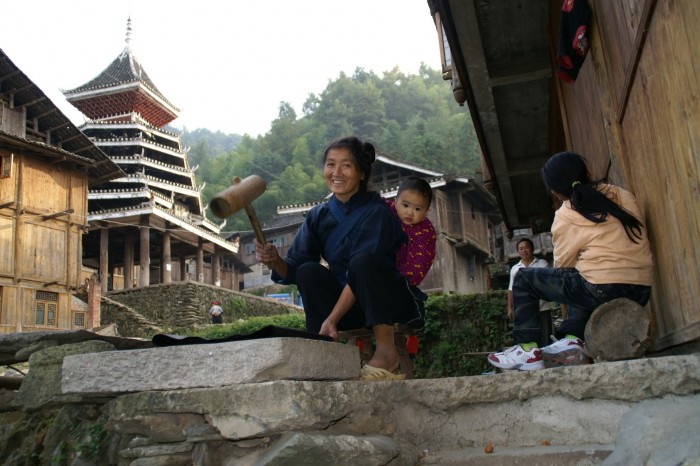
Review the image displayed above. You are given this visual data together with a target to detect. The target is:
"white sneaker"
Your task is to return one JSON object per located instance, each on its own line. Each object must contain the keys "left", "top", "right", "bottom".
{"left": 487, "top": 344, "right": 544, "bottom": 371}
{"left": 542, "top": 336, "right": 585, "bottom": 368}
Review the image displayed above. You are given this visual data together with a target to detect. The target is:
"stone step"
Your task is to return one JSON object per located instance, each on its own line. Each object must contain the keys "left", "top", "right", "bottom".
{"left": 61, "top": 337, "right": 361, "bottom": 395}
{"left": 421, "top": 443, "right": 614, "bottom": 465}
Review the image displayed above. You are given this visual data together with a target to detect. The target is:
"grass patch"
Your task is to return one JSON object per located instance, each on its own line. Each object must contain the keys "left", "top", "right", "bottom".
{"left": 169, "top": 313, "right": 307, "bottom": 340}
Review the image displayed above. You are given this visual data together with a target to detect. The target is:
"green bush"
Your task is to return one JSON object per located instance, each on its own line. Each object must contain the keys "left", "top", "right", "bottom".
{"left": 227, "top": 296, "right": 247, "bottom": 314}
{"left": 413, "top": 291, "right": 509, "bottom": 378}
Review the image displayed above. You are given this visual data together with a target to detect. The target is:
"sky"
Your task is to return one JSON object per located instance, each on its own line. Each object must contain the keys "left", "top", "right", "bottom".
{"left": 1, "top": 1, "right": 443, "bottom": 138}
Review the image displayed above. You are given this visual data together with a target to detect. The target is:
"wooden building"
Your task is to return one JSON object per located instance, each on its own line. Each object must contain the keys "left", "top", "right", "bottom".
{"left": 0, "top": 49, "right": 123, "bottom": 334}
{"left": 253, "top": 153, "right": 502, "bottom": 294}
{"left": 61, "top": 19, "right": 248, "bottom": 293}
{"left": 428, "top": 0, "right": 700, "bottom": 351}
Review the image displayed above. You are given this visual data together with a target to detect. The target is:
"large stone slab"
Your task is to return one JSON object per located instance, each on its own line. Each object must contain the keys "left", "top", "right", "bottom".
{"left": 0, "top": 329, "right": 152, "bottom": 365}
{"left": 16, "top": 340, "right": 116, "bottom": 411}
{"left": 62, "top": 338, "right": 360, "bottom": 395}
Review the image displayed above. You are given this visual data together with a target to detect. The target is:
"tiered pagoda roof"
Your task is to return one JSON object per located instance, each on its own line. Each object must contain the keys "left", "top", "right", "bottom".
{"left": 61, "top": 18, "right": 241, "bottom": 273}
{"left": 62, "top": 19, "right": 179, "bottom": 128}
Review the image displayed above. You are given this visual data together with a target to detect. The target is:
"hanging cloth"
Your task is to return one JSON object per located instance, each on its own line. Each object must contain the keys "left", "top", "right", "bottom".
{"left": 556, "top": 0, "right": 592, "bottom": 83}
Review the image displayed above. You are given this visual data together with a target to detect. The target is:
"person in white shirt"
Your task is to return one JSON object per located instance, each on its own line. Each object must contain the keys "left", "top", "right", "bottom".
{"left": 507, "top": 238, "right": 549, "bottom": 320}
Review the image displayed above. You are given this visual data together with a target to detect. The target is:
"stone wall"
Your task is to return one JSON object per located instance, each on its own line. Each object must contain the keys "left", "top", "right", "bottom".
{"left": 1, "top": 335, "right": 699, "bottom": 466}
{"left": 104, "top": 281, "right": 302, "bottom": 331}
{"left": 100, "top": 297, "right": 162, "bottom": 339}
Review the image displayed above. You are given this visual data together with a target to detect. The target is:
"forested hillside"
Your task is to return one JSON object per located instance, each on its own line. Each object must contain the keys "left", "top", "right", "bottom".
{"left": 180, "top": 65, "right": 482, "bottom": 232}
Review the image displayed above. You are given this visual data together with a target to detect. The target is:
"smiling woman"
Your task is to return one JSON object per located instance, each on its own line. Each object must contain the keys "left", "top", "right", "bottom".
{"left": 254, "top": 136, "right": 427, "bottom": 381}
{"left": 323, "top": 145, "right": 366, "bottom": 203}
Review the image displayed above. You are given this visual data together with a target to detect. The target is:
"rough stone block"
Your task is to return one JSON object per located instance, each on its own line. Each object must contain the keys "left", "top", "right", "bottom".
{"left": 62, "top": 338, "right": 360, "bottom": 396}
{"left": 602, "top": 394, "right": 700, "bottom": 466}
{"left": 247, "top": 432, "right": 401, "bottom": 466}
{"left": 15, "top": 340, "right": 116, "bottom": 411}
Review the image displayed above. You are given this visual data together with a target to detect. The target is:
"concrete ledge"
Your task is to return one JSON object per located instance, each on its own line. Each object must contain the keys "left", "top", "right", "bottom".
{"left": 62, "top": 338, "right": 360, "bottom": 395}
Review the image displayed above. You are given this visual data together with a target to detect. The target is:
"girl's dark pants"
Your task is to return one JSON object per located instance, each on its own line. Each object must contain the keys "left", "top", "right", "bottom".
{"left": 513, "top": 267, "right": 651, "bottom": 346}
{"left": 296, "top": 252, "right": 423, "bottom": 333}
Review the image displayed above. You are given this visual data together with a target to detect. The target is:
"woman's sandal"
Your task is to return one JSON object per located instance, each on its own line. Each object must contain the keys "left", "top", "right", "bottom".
{"left": 359, "top": 364, "right": 406, "bottom": 381}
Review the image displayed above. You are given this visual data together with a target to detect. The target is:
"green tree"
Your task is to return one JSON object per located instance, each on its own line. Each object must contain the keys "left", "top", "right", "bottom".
{"left": 190, "top": 64, "right": 484, "bottom": 228}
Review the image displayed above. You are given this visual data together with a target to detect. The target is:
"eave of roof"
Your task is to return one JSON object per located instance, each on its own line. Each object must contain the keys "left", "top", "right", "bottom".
{"left": 0, "top": 49, "right": 124, "bottom": 184}
{"left": 427, "top": 0, "right": 553, "bottom": 231}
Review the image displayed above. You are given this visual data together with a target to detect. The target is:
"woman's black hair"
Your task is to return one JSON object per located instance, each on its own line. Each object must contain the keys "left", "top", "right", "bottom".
{"left": 397, "top": 176, "right": 433, "bottom": 207}
{"left": 322, "top": 136, "right": 375, "bottom": 191}
{"left": 542, "top": 151, "right": 644, "bottom": 242}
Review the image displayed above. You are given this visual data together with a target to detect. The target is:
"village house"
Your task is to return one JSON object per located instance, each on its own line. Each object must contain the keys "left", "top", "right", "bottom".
{"left": 429, "top": 0, "right": 700, "bottom": 352}
{"left": 238, "top": 153, "right": 501, "bottom": 295}
{"left": 0, "top": 48, "right": 123, "bottom": 334}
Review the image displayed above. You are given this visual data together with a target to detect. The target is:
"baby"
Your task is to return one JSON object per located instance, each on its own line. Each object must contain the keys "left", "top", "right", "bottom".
{"left": 388, "top": 177, "right": 437, "bottom": 286}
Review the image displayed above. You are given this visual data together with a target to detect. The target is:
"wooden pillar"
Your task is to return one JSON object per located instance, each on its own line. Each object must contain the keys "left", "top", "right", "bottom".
{"left": 124, "top": 230, "right": 134, "bottom": 288}
{"left": 180, "top": 253, "right": 187, "bottom": 281}
{"left": 13, "top": 159, "right": 23, "bottom": 332}
{"left": 212, "top": 247, "right": 222, "bottom": 286}
{"left": 162, "top": 230, "right": 171, "bottom": 284}
{"left": 86, "top": 273, "right": 101, "bottom": 329}
{"left": 232, "top": 267, "right": 240, "bottom": 291}
{"left": 99, "top": 227, "right": 109, "bottom": 293}
{"left": 139, "top": 216, "right": 150, "bottom": 287}
{"left": 196, "top": 238, "right": 204, "bottom": 283}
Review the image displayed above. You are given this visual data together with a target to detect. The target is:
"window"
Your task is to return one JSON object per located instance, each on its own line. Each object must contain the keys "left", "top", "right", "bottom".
{"left": 35, "top": 291, "right": 58, "bottom": 327}
{"left": 1, "top": 153, "right": 12, "bottom": 178}
{"left": 272, "top": 236, "right": 287, "bottom": 248}
{"left": 467, "top": 255, "right": 476, "bottom": 282}
{"left": 434, "top": 12, "right": 452, "bottom": 75}
{"left": 74, "top": 312, "right": 86, "bottom": 327}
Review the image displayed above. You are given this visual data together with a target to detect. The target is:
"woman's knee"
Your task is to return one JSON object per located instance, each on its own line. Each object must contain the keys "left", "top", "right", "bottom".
{"left": 297, "top": 262, "right": 326, "bottom": 282}
{"left": 348, "top": 251, "right": 376, "bottom": 272}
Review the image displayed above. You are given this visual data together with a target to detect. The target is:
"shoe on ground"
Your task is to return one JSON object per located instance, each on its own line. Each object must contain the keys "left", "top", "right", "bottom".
{"left": 359, "top": 364, "right": 406, "bottom": 381}
{"left": 542, "top": 336, "right": 585, "bottom": 368}
{"left": 487, "top": 344, "right": 544, "bottom": 371}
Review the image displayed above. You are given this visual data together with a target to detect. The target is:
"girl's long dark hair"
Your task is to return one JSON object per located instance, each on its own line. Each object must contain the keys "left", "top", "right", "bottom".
{"left": 542, "top": 151, "right": 644, "bottom": 242}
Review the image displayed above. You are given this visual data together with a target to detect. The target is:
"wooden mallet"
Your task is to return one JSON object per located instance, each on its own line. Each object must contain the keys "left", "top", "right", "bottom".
{"left": 210, "top": 175, "right": 267, "bottom": 245}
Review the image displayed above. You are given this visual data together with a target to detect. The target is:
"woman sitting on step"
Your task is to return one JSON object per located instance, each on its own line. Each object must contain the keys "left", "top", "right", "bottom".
{"left": 488, "top": 151, "right": 654, "bottom": 371}
{"left": 254, "top": 136, "right": 424, "bottom": 381}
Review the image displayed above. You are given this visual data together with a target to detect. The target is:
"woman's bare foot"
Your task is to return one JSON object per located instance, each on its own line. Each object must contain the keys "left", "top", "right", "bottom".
{"left": 367, "top": 344, "right": 399, "bottom": 372}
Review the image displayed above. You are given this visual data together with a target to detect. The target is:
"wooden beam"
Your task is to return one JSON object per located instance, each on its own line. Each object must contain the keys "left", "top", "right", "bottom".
{"left": 41, "top": 208, "right": 74, "bottom": 221}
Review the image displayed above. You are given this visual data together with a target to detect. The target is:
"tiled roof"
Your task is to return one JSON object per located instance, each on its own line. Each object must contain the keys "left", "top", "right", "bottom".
{"left": 62, "top": 20, "right": 180, "bottom": 127}
{"left": 64, "top": 49, "right": 178, "bottom": 111}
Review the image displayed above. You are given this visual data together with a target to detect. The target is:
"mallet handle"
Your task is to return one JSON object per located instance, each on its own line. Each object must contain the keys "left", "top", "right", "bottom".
{"left": 245, "top": 204, "right": 267, "bottom": 245}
